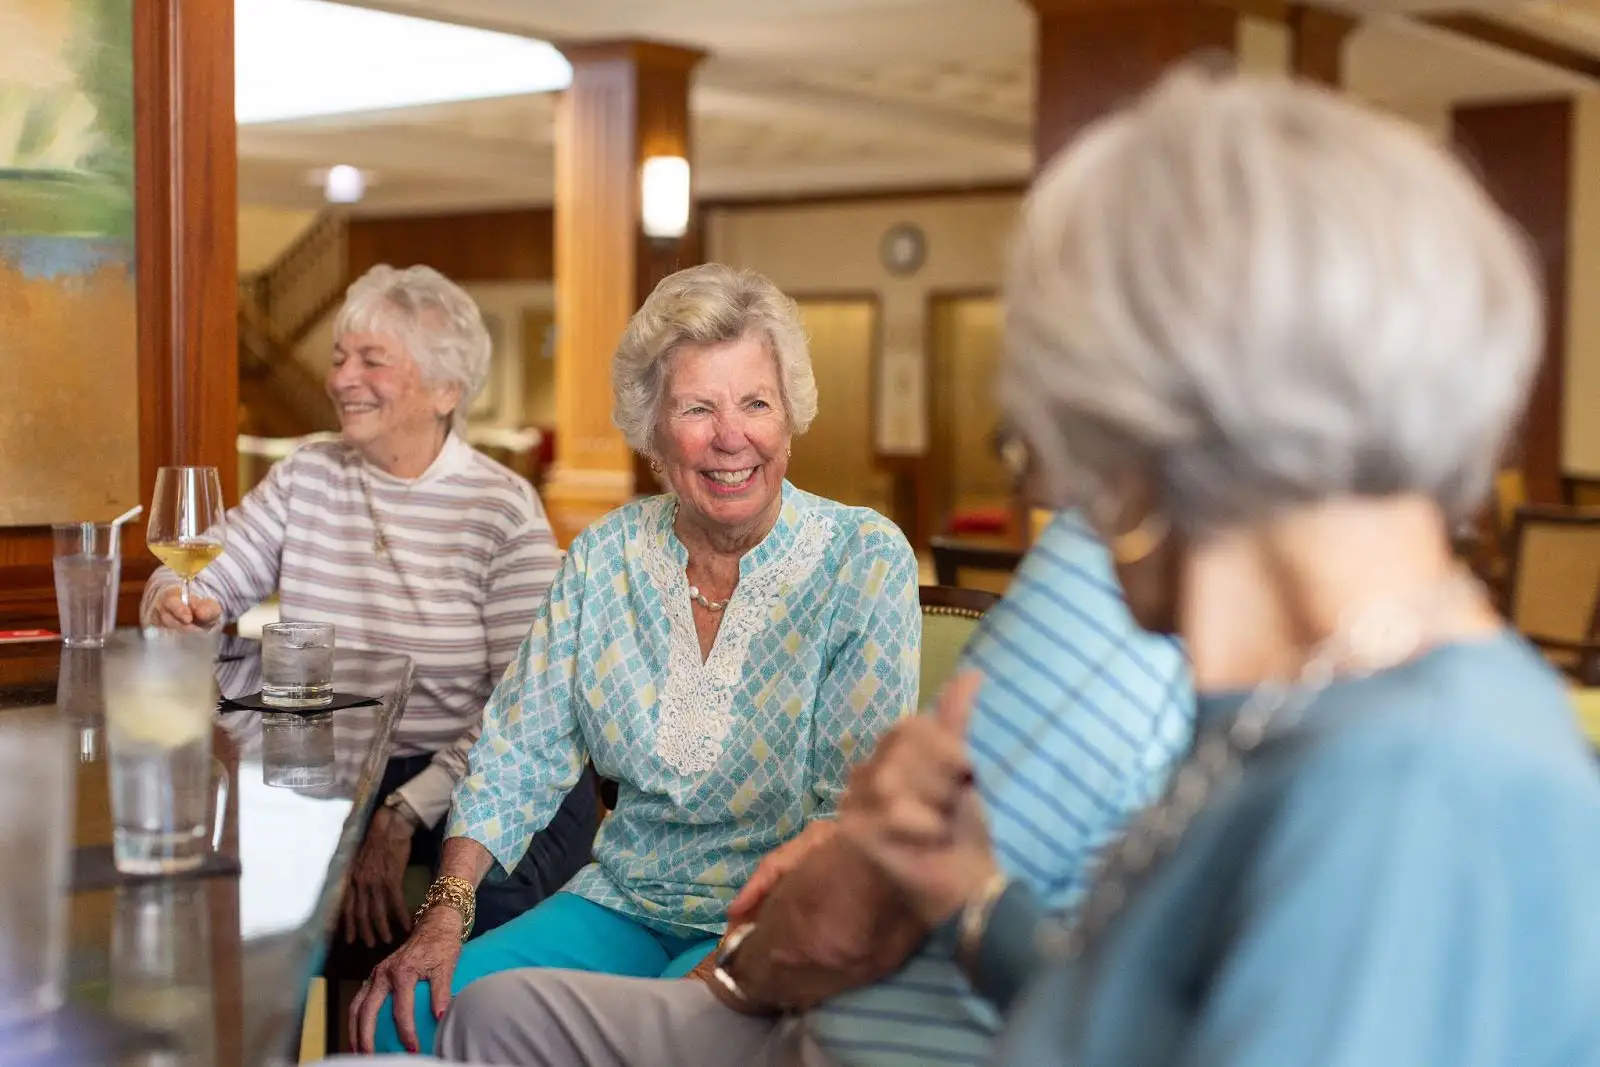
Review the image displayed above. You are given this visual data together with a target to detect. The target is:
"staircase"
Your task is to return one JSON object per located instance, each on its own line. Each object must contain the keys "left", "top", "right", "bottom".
{"left": 237, "top": 211, "right": 350, "bottom": 438}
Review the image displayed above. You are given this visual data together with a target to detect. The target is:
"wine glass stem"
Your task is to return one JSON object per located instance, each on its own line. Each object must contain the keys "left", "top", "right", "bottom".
{"left": 180, "top": 578, "right": 191, "bottom": 609}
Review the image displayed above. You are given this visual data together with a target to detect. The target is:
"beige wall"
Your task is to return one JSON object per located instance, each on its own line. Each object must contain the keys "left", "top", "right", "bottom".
{"left": 1566, "top": 94, "right": 1600, "bottom": 479}
{"left": 238, "top": 204, "right": 319, "bottom": 272}
{"left": 708, "top": 194, "right": 1019, "bottom": 456}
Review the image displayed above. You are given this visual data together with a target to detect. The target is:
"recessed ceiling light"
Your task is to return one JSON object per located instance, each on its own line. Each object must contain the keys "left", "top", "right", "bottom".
{"left": 323, "top": 164, "right": 365, "bottom": 203}
{"left": 235, "top": 0, "right": 571, "bottom": 125}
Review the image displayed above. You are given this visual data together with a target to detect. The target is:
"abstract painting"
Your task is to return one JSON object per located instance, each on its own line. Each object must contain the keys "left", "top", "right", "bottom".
{"left": 0, "top": 0, "right": 139, "bottom": 524}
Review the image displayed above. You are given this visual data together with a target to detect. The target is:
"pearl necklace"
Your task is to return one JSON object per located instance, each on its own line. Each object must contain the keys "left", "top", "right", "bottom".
{"left": 688, "top": 585, "right": 728, "bottom": 612}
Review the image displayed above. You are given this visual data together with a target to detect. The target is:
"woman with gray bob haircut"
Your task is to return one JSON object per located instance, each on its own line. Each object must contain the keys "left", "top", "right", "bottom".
{"left": 842, "top": 67, "right": 1600, "bottom": 1067}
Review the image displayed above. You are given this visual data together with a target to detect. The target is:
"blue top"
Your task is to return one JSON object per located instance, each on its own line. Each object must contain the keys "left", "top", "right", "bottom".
{"left": 447, "top": 482, "right": 921, "bottom": 937}
{"left": 809, "top": 511, "right": 1193, "bottom": 1065}
{"left": 992, "top": 633, "right": 1600, "bottom": 1067}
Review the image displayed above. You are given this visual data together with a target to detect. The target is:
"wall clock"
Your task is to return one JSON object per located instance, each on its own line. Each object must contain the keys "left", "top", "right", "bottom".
{"left": 880, "top": 222, "right": 926, "bottom": 277}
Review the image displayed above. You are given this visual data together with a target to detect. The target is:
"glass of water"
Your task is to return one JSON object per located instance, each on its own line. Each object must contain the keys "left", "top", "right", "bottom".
{"left": 102, "top": 630, "right": 228, "bottom": 875}
{"left": 0, "top": 708, "right": 74, "bottom": 1024}
{"left": 261, "top": 622, "right": 335, "bottom": 708}
{"left": 261, "top": 715, "right": 336, "bottom": 790}
{"left": 51, "top": 522, "right": 122, "bottom": 647}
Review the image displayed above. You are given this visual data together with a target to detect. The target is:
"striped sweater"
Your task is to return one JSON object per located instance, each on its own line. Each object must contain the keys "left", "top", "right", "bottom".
{"left": 140, "top": 434, "right": 561, "bottom": 826}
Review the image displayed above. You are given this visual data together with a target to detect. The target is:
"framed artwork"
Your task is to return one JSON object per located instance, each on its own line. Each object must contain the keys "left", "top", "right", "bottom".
{"left": 0, "top": 0, "right": 139, "bottom": 525}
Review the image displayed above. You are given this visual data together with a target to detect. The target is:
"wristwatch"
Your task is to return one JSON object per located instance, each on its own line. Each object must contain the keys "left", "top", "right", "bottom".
{"left": 956, "top": 871, "right": 1010, "bottom": 975}
{"left": 383, "top": 792, "right": 423, "bottom": 829}
{"left": 712, "top": 922, "right": 757, "bottom": 1005}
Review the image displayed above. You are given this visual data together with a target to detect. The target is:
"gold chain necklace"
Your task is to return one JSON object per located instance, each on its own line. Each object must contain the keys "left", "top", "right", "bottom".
{"left": 356, "top": 467, "right": 416, "bottom": 558}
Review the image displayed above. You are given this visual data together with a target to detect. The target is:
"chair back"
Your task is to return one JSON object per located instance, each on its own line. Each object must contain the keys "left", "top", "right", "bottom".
{"left": 928, "top": 536, "right": 1023, "bottom": 596}
{"left": 1507, "top": 505, "right": 1600, "bottom": 682}
{"left": 919, "top": 585, "right": 1000, "bottom": 705}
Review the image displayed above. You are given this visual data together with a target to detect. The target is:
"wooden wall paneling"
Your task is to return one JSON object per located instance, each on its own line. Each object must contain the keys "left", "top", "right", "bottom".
{"left": 345, "top": 209, "right": 556, "bottom": 282}
{"left": 1287, "top": 5, "right": 1356, "bottom": 86}
{"left": 1030, "top": 0, "right": 1237, "bottom": 167}
{"left": 1452, "top": 99, "right": 1571, "bottom": 505}
{"left": 0, "top": 0, "right": 238, "bottom": 631}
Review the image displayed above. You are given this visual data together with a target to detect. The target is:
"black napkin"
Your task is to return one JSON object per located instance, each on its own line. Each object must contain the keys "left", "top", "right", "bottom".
{"left": 217, "top": 691, "right": 380, "bottom": 714}
{"left": 70, "top": 844, "right": 241, "bottom": 893}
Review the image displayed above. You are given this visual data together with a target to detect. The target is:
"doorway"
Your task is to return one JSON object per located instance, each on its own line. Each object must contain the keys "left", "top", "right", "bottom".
{"left": 927, "top": 293, "right": 1011, "bottom": 538}
{"left": 787, "top": 298, "right": 889, "bottom": 515}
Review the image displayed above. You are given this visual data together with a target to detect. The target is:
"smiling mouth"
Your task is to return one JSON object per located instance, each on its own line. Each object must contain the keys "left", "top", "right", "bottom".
{"left": 339, "top": 402, "right": 379, "bottom": 416}
{"left": 702, "top": 467, "right": 757, "bottom": 490}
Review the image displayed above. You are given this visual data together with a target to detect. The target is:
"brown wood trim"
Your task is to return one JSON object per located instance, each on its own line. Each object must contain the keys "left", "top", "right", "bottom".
{"left": 1420, "top": 13, "right": 1600, "bottom": 81}
{"left": 0, "top": 0, "right": 239, "bottom": 633}
{"left": 702, "top": 182, "right": 1026, "bottom": 216}
{"left": 919, "top": 584, "right": 1001, "bottom": 617}
{"left": 1451, "top": 99, "right": 1571, "bottom": 506}
{"left": 924, "top": 288, "right": 1004, "bottom": 549}
{"left": 1564, "top": 474, "right": 1600, "bottom": 506}
{"left": 928, "top": 536, "right": 1025, "bottom": 587}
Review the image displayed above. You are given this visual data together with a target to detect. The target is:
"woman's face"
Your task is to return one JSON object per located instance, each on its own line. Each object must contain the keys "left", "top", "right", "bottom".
{"left": 327, "top": 331, "right": 459, "bottom": 457}
{"left": 655, "top": 335, "right": 790, "bottom": 538}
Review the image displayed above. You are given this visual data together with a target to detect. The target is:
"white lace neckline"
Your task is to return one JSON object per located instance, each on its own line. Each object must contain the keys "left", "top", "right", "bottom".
{"left": 639, "top": 489, "right": 835, "bottom": 775}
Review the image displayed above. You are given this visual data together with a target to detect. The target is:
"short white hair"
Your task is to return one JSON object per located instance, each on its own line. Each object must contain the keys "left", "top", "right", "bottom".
{"left": 332, "top": 264, "right": 492, "bottom": 434}
{"left": 1002, "top": 66, "right": 1543, "bottom": 535}
{"left": 612, "top": 264, "right": 817, "bottom": 455}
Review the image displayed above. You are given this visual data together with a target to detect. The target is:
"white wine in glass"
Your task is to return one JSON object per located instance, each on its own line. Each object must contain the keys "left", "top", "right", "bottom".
{"left": 147, "top": 467, "right": 226, "bottom": 608}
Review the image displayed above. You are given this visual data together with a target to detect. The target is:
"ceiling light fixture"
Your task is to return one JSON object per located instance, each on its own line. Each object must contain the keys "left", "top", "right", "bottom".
{"left": 323, "top": 165, "right": 365, "bottom": 204}
{"left": 235, "top": 0, "right": 572, "bottom": 126}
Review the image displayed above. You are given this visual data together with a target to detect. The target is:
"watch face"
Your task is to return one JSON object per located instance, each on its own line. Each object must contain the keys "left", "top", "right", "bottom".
{"left": 881, "top": 223, "right": 926, "bottom": 276}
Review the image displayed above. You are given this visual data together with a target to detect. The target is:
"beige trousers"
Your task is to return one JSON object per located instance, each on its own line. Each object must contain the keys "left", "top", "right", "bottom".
{"left": 422, "top": 969, "right": 836, "bottom": 1067}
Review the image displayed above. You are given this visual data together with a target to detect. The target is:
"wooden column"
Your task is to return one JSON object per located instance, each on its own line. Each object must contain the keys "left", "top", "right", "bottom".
{"left": 1452, "top": 99, "right": 1571, "bottom": 505}
{"left": 1288, "top": 5, "right": 1357, "bottom": 87}
{"left": 1029, "top": 0, "right": 1237, "bottom": 167}
{"left": 544, "top": 41, "right": 703, "bottom": 544}
{"left": 0, "top": 0, "right": 238, "bottom": 630}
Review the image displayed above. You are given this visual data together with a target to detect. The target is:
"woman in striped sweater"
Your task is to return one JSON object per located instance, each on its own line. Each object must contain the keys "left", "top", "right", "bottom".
{"left": 142, "top": 264, "right": 596, "bottom": 946}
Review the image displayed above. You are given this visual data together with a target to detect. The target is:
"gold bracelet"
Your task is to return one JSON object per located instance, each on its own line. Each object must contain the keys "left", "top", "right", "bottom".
{"left": 955, "top": 871, "right": 1010, "bottom": 975}
{"left": 415, "top": 874, "right": 477, "bottom": 943}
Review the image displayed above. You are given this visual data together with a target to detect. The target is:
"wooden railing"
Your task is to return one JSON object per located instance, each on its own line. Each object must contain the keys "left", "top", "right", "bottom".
{"left": 251, "top": 210, "right": 350, "bottom": 346}
{"left": 236, "top": 211, "right": 349, "bottom": 439}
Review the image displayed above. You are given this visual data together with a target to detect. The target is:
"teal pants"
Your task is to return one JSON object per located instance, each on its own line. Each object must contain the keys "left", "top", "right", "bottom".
{"left": 373, "top": 891, "right": 718, "bottom": 1055}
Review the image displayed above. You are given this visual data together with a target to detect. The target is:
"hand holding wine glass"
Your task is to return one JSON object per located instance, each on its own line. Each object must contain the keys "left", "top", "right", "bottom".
{"left": 147, "top": 467, "right": 226, "bottom": 610}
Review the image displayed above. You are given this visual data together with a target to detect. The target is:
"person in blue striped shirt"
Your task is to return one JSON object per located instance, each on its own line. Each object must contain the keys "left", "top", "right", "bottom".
{"left": 419, "top": 509, "right": 1193, "bottom": 1067}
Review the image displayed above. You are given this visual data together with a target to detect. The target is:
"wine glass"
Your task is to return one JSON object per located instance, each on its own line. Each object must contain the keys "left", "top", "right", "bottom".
{"left": 146, "top": 467, "right": 226, "bottom": 608}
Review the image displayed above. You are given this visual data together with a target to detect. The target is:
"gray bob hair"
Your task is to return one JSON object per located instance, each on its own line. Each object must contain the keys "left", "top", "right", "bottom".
{"left": 332, "top": 264, "right": 492, "bottom": 435}
{"left": 612, "top": 263, "right": 817, "bottom": 455}
{"left": 1001, "top": 66, "right": 1543, "bottom": 536}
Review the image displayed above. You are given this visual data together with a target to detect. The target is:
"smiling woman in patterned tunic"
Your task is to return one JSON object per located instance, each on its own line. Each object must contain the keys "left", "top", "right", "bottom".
{"left": 353, "top": 263, "right": 922, "bottom": 1055}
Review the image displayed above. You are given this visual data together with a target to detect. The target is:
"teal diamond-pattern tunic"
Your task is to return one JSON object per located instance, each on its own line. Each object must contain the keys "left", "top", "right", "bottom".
{"left": 447, "top": 482, "right": 921, "bottom": 937}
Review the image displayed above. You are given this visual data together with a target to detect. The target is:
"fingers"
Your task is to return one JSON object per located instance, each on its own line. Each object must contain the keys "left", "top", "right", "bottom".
{"left": 429, "top": 958, "right": 457, "bottom": 1022}
{"left": 373, "top": 885, "right": 395, "bottom": 946}
{"left": 191, "top": 597, "right": 223, "bottom": 625}
{"left": 356, "top": 885, "right": 378, "bottom": 949}
{"left": 392, "top": 967, "right": 421, "bottom": 1054}
{"left": 353, "top": 968, "right": 391, "bottom": 1054}
{"left": 727, "top": 873, "right": 771, "bottom": 924}
{"left": 155, "top": 590, "right": 193, "bottom": 629}
{"left": 341, "top": 896, "right": 357, "bottom": 945}
{"left": 389, "top": 877, "right": 414, "bottom": 937}
{"left": 935, "top": 671, "right": 982, "bottom": 741}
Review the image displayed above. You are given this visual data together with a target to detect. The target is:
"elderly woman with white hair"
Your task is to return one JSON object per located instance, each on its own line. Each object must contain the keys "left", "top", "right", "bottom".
{"left": 350, "top": 262, "right": 920, "bottom": 1055}
{"left": 143, "top": 264, "right": 597, "bottom": 951}
{"left": 838, "top": 68, "right": 1600, "bottom": 1067}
